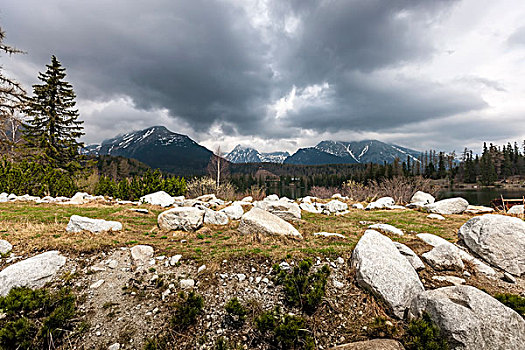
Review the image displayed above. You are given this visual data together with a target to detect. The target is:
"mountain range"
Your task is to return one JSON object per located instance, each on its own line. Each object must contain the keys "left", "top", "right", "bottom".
{"left": 225, "top": 145, "right": 290, "bottom": 164}
{"left": 84, "top": 126, "right": 422, "bottom": 174}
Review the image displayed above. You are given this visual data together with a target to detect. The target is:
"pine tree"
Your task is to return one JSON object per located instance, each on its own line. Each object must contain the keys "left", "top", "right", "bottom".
{"left": 23, "top": 55, "right": 84, "bottom": 172}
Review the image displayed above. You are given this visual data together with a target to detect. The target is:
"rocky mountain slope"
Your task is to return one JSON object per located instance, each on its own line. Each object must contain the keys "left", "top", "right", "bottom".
{"left": 286, "top": 140, "right": 421, "bottom": 165}
{"left": 84, "top": 126, "right": 213, "bottom": 175}
{"left": 225, "top": 145, "right": 289, "bottom": 164}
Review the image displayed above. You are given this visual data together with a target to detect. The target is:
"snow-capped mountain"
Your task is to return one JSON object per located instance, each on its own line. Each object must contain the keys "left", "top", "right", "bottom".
{"left": 84, "top": 126, "right": 213, "bottom": 174}
{"left": 225, "top": 145, "right": 289, "bottom": 164}
{"left": 285, "top": 140, "right": 421, "bottom": 165}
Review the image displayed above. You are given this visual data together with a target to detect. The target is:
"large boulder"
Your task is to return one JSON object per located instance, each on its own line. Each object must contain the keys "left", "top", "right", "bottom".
{"left": 507, "top": 205, "right": 524, "bottom": 215}
{"left": 465, "top": 205, "right": 494, "bottom": 214}
{"left": 219, "top": 204, "right": 244, "bottom": 220}
{"left": 422, "top": 244, "right": 464, "bottom": 271}
{"left": 425, "top": 197, "right": 468, "bottom": 215}
{"left": 410, "top": 191, "right": 435, "bottom": 204}
{"left": 158, "top": 207, "right": 205, "bottom": 231}
{"left": 365, "top": 197, "right": 395, "bottom": 210}
{"left": 130, "top": 245, "right": 154, "bottom": 265}
{"left": 352, "top": 230, "right": 424, "bottom": 318}
{"left": 238, "top": 208, "right": 302, "bottom": 239}
{"left": 0, "top": 251, "right": 66, "bottom": 296}
{"left": 66, "top": 215, "right": 122, "bottom": 233}
{"left": 368, "top": 223, "right": 403, "bottom": 236}
{"left": 68, "top": 192, "right": 91, "bottom": 205}
{"left": 393, "top": 242, "right": 425, "bottom": 271}
{"left": 329, "top": 339, "right": 405, "bottom": 350}
{"left": 458, "top": 214, "right": 525, "bottom": 276}
{"left": 299, "top": 202, "right": 322, "bottom": 214}
{"left": 417, "top": 233, "right": 496, "bottom": 276}
{"left": 203, "top": 208, "right": 229, "bottom": 226}
{"left": 325, "top": 200, "right": 349, "bottom": 213}
{"left": 408, "top": 285, "right": 525, "bottom": 350}
{"left": 254, "top": 200, "right": 301, "bottom": 220}
{"left": 140, "top": 191, "right": 175, "bottom": 207}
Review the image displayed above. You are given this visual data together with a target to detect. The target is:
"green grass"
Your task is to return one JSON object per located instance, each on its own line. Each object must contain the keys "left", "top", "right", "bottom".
{"left": 0, "top": 202, "right": 467, "bottom": 262}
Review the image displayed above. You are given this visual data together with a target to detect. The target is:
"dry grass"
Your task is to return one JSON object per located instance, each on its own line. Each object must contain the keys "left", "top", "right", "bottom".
{"left": 0, "top": 202, "right": 468, "bottom": 263}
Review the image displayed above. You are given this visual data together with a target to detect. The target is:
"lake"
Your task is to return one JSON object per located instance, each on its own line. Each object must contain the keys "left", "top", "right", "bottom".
{"left": 438, "top": 188, "right": 525, "bottom": 206}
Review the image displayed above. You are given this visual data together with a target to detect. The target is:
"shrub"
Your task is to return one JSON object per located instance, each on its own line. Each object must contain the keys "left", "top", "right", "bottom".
{"left": 404, "top": 313, "right": 449, "bottom": 350}
{"left": 0, "top": 287, "right": 76, "bottom": 349}
{"left": 170, "top": 291, "right": 204, "bottom": 331}
{"left": 255, "top": 307, "right": 314, "bottom": 350}
{"left": 341, "top": 176, "right": 439, "bottom": 203}
{"left": 494, "top": 293, "right": 525, "bottom": 318}
{"left": 309, "top": 186, "right": 338, "bottom": 199}
{"left": 273, "top": 259, "right": 330, "bottom": 313}
{"left": 366, "top": 316, "right": 396, "bottom": 338}
{"left": 224, "top": 297, "right": 249, "bottom": 326}
{"left": 186, "top": 176, "right": 236, "bottom": 199}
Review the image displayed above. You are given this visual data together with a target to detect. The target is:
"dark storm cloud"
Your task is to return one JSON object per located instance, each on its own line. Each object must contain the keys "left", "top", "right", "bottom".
{"left": 1, "top": 0, "right": 487, "bottom": 140}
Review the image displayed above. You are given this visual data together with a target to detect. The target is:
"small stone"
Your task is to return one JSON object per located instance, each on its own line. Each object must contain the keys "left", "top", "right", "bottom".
{"left": 108, "top": 344, "right": 121, "bottom": 350}
{"left": 262, "top": 277, "right": 269, "bottom": 284}
{"left": 106, "top": 260, "right": 118, "bottom": 269}
{"left": 333, "top": 280, "right": 344, "bottom": 289}
{"left": 279, "top": 262, "right": 291, "bottom": 270}
{"left": 237, "top": 274, "right": 246, "bottom": 282}
{"left": 170, "top": 254, "right": 182, "bottom": 266}
{"left": 255, "top": 276, "right": 262, "bottom": 284}
{"left": 90, "top": 280, "right": 105, "bottom": 289}
{"left": 180, "top": 279, "right": 195, "bottom": 289}
{"left": 96, "top": 331, "right": 101, "bottom": 336}
{"left": 503, "top": 272, "right": 517, "bottom": 284}
{"left": 198, "top": 265, "right": 206, "bottom": 273}
{"left": 337, "top": 257, "right": 344, "bottom": 265}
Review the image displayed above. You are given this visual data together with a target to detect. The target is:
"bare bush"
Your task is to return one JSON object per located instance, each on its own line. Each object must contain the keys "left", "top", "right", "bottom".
{"left": 341, "top": 176, "right": 440, "bottom": 204}
{"left": 186, "top": 176, "right": 236, "bottom": 200}
{"left": 309, "top": 186, "right": 339, "bottom": 199}
{"left": 238, "top": 185, "right": 266, "bottom": 201}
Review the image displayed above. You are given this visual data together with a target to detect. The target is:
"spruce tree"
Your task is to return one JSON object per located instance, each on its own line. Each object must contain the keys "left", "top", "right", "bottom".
{"left": 23, "top": 55, "right": 84, "bottom": 172}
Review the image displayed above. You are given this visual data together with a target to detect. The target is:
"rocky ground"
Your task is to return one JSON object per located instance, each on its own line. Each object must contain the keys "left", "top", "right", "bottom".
{"left": 0, "top": 191, "right": 524, "bottom": 349}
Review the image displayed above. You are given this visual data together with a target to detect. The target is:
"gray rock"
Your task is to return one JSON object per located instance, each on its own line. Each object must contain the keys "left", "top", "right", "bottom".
{"left": 410, "top": 191, "right": 435, "bottom": 204}
{"left": 425, "top": 197, "right": 469, "bottom": 215}
{"left": 140, "top": 191, "right": 176, "bottom": 207}
{"left": 238, "top": 208, "right": 303, "bottom": 239}
{"left": 352, "top": 230, "right": 424, "bottom": 318}
{"left": 329, "top": 339, "right": 405, "bottom": 350}
{"left": 352, "top": 203, "right": 364, "bottom": 209}
{"left": 314, "top": 232, "right": 346, "bottom": 239}
{"left": 219, "top": 204, "right": 244, "bottom": 220}
{"left": 108, "top": 344, "right": 121, "bottom": 350}
{"left": 265, "top": 194, "right": 279, "bottom": 201}
{"left": 300, "top": 202, "right": 322, "bottom": 213}
{"left": 427, "top": 213, "right": 445, "bottom": 220}
{"left": 180, "top": 279, "right": 195, "bottom": 289}
{"left": 458, "top": 214, "right": 525, "bottom": 276}
{"left": 365, "top": 197, "right": 395, "bottom": 210}
{"left": 66, "top": 215, "right": 122, "bottom": 233}
{"left": 131, "top": 245, "right": 154, "bottom": 265}
{"left": 170, "top": 254, "right": 182, "bottom": 266}
{"left": 0, "top": 240, "right": 12, "bottom": 255}
{"left": 196, "top": 194, "right": 217, "bottom": 202}
{"left": 254, "top": 200, "right": 301, "bottom": 220}
{"left": 68, "top": 192, "right": 91, "bottom": 204}
{"left": 465, "top": 205, "right": 494, "bottom": 214}
{"left": 203, "top": 209, "right": 229, "bottom": 225}
{"left": 325, "top": 200, "right": 348, "bottom": 213}
{"left": 502, "top": 272, "right": 516, "bottom": 284}
{"left": 507, "top": 205, "right": 524, "bottom": 215}
{"left": 393, "top": 242, "right": 425, "bottom": 271}
{"left": 422, "top": 244, "right": 464, "bottom": 271}
{"left": 241, "top": 196, "right": 253, "bottom": 202}
{"left": 408, "top": 285, "right": 525, "bottom": 350}
{"left": 158, "top": 207, "right": 205, "bottom": 231}
{"left": 417, "top": 233, "right": 496, "bottom": 276}
{"left": 368, "top": 223, "right": 404, "bottom": 236}
{"left": 432, "top": 275, "right": 466, "bottom": 285}
{"left": 0, "top": 251, "right": 66, "bottom": 296}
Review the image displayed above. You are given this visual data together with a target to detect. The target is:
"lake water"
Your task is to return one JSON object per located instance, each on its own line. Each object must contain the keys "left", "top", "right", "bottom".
{"left": 438, "top": 188, "right": 525, "bottom": 206}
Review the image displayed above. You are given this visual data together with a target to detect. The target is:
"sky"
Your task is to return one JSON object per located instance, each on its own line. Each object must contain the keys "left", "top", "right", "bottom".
{"left": 2, "top": 0, "right": 525, "bottom": 155}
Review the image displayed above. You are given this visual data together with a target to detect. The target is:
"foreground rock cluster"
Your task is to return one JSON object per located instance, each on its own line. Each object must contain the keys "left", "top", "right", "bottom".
{"left": 0, "top": 189, "right": 524, "bottom": 349}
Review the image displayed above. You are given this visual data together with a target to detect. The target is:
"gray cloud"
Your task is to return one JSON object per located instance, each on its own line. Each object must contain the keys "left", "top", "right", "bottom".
{"left": 0, "top": 0, "right": 511, "bottom": 151}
